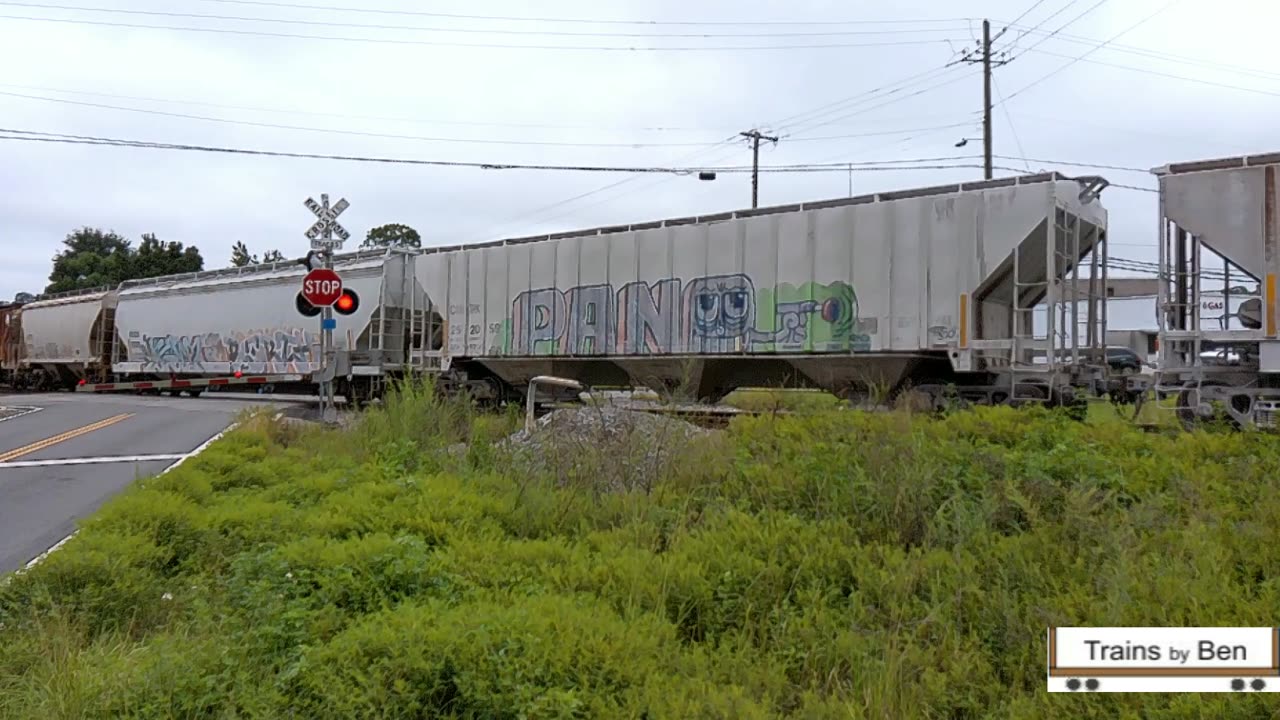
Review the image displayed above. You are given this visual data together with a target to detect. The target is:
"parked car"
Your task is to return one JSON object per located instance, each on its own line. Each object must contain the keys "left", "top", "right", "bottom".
{"left": 1105, "top": 346, "right": 1144, "bottom": 374}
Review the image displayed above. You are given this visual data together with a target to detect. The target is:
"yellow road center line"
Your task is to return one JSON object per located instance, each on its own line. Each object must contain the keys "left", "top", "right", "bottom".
{"left": 0, "top": 413, "right": 135, "bottom": 463}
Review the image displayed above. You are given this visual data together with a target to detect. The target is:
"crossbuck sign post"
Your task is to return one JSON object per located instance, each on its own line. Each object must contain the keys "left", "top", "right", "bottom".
{"left": 304, "top": 193, "right": 349, "bottom": 424}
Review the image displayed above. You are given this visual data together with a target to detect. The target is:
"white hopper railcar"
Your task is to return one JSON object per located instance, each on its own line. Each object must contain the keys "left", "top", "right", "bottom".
{"left": 1151, "top": 151, "right": 1280, "bottom": 429}
{"left": 12, "top": 287, "right": 117, "bottom": 390}
{"left": 104, "top": 246, "right": 428, "bottom": 402}
{"left": 415, "top": 171, "right": 1116, "bottom": 409}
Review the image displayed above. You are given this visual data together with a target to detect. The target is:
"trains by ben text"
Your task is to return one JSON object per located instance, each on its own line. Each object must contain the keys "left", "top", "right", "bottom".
{"left": 2, "top": 150, "right": 1277, "bottom": 430}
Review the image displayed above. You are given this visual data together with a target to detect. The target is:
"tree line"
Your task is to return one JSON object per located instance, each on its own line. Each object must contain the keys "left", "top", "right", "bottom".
{"left": 14, "top": 223, "right": 422, "bottom": 302}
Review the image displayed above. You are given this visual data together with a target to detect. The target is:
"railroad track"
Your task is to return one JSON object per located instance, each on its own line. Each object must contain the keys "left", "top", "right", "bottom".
{"left": 628, "top": 405, "right": 779, "bottom": 429}
{"left": 535, "top": 401, "right": 781, "bottom": 429}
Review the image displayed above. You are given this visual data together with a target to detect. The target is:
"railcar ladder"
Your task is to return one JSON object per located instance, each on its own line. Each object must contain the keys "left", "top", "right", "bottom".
{"left": 93, "top": 306, "right": 118, "bottom": 383}
{"left": 1008, "top": 229, "right": 1053, "bottom": 404}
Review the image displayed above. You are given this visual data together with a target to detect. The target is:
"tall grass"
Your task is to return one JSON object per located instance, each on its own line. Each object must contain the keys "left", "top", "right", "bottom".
{"left": 0, "top": 383, "right": 1276, "bottom": 718}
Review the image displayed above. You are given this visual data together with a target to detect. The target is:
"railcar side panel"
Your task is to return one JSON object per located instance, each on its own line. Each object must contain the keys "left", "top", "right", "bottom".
{"left": 20, "top": 293, "right": 108, "bottom": 366}
{"left": 419, "top": 179, "right": 1102, "bottom": 365}
{"left": 112, "top": 260, "right": 387, "bottom": 376}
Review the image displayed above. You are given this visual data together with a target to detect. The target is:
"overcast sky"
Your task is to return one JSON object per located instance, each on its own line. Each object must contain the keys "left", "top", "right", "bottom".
{"left": 0, "top": 0, "right": 1275, "bottom": 300}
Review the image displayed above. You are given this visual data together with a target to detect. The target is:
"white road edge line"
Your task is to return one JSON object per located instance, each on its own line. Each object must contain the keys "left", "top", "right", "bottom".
{"left": 0, "top": 406, "right": 43, "bottom": 424}
{"left": 16, "top": 419, "right": 248, "bottom": 573}
{"left": 0, "top": 454, "right": 187, "bottom": 469}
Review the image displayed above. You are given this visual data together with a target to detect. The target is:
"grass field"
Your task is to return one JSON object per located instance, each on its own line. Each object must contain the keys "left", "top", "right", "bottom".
{"left": 1, "top": 380, "right": 1277, "bottom": 718}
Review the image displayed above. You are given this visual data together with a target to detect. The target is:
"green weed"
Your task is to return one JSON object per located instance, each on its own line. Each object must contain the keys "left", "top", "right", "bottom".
{"left": 1, "top": 384, "right": 1278, "bottom": 719}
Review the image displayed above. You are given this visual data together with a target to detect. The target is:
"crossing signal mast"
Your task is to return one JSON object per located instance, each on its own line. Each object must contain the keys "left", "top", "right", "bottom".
{"left": 298, "top": 194, "right": 352, "bottom": 424}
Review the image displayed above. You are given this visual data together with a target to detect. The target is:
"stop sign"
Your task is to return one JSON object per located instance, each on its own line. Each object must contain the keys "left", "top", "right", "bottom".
{"left": 301, "top": 268, "right": 343, "bottom": 306}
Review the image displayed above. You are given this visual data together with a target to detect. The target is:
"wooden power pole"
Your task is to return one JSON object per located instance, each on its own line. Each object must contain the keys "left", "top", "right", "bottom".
{"left": 958, "top": 19, "right": 1008, "bottom": 180}
{"left": 740, "top": 129, "right": 779, "bottom": 208}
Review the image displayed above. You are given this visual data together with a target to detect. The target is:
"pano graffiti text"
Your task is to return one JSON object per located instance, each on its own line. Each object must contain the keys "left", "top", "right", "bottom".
{"left": 131, "top": 328, "right": 319, "bottom": 373}
{"left": 502, "top": 273, "right": 871, "bottom": 356}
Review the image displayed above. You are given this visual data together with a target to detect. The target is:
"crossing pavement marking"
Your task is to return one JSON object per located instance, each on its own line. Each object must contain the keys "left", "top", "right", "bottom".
{"left": 0, "top": 454, "right": 186, "bottom": 469}
{"left": 0, "top": 413, "right": 134, "bottom": 463}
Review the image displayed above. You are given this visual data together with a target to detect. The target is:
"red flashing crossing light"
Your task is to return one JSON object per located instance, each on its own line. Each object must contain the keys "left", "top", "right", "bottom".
{"left": 234, "top": 370, "right": 243, "bottom": 378}
{"left": 334, "top": 289, "right": 359, "bottom": 315}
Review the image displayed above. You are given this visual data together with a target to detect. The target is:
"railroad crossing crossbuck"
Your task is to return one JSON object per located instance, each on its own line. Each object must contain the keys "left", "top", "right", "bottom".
{"left": 304, "top": 194, "right": 350, "bottom": 250}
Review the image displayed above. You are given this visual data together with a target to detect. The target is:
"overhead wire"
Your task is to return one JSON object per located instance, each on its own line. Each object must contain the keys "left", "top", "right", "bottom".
{"left": 0, "top": 2, "right": 982, "bottom": 39}
{"left": 997, "top": 0, "right": 1090, "bottom": 52}
{"left": 997, "top": 23, "right": 1280, "bottom": 81}
{"left": 487, "top": 59, "right": 979, "bottom": 235}
{"left": 766, "top": 62, "right": 967, "bottom": 135}
{"left": 1013, "top": 48, "right": 1280, "bottom": 100}
{"left": 998, "top": 0, "right": 1183, "bottom": 106}
{"left": 0, "top": 13, "right": 971, "bottom": 51}
{"left": 1005, "top": 0, "right": 1056, "bottom": 27}
{"left": 0, "top": 122, "right": 1013, "bottom": 174}
{"left": 781, "top": 66, "right": 981, "bottom": 138}
{"left": 991, "top": 0, "right": 1063, "bottom": 43}
{"left": 0, "top": 81, "right": 980, "bottom": 136}
{"left": 0, "top": 126, "right": 755, "bottom": 171}
{"left": 992, "top": 76, "right": 1032, "bottom": 172}
{"left": 185, "top": 0, "right": 981, "bottom": 28}
{"left": 0, "top": 84, "right": 709, "bottom": 133}
{"left": 0, "top": 89, "right": 745, "bottom": 148}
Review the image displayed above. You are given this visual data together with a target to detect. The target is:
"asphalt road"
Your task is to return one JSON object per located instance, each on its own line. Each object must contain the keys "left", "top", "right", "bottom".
{"left": 0, "top": 391, "right": 308, "bottom": 575}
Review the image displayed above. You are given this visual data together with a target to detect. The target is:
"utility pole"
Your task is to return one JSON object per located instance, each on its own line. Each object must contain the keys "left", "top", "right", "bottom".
{"left": 740, "top": 129, "right": 778, "bottom": 208}
{"left": 956, "top": 19, "right": 1009, "bottom": 180}
{"left": 982, "top": 19, "right": 993, "bottom": 180}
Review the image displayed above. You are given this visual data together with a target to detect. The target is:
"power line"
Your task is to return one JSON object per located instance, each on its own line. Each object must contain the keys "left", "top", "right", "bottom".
{"left": 992, "top": 154, "right": 1151, "bottom": 173}
{"left": 0, "top": 81, "right": 974, "bottom": 136}
{"left": 1006, "top": 0, "right": 1056, "bottom": 28}
{"left": 185, "top": 0, "right": 981, "bottom": 28}
{"left": 998, "top": 0, "right": 1182, "bottom": 105}
{"left": 0, "top": 89, "right": 977, "bottom": 146}
{"left": 1004, "top": 0, "right": 1105, "bottom": 60}
{"left": 771, "top": 64, "right": 962, "bottom": 133}
{"left": 495, "top": 61, "right": 978, "bottom": 234}
{"left": 1017, "top": 48, "right": 1280, "bottom": 100}
{"left": 992, "top": 76, "right": 1032, "bottom": 173}
{"left": 990, "top": 0, "right": 1058, "bottom": 44}
{"left": 0, "top": 90, "right": 740, "bottom": 148}
{"left": 0, "top": 13, "right": 969, "bottom": 51}
{"left": 783, "top": 66, "right": 981, "bottom": 137}
{"left": 998, "top": 23, "right": 1280, "bottom": 82}
{"left": 996, "top": 0, "right": 1090, "bottom": 53}
{"left": 0, "top": 2, "right": 981, "bottom": 39}
{"left": 0, "top": 126, "right": 993, "bottom": 174}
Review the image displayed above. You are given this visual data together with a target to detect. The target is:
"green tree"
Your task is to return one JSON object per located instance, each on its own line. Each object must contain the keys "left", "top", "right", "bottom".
{"left": 45, "top": 227, "right": 204, "bottom": 294}
{"left": 135, "top": 233, "right": 203, "bottom": 278}
{"left": 230, "top": 243, "right": 286, "bottom": 266}
{"left": 230, "top": 241, "right": 257, "bottom": 267}
{"left": 362, "top": 223, "right": 421, "bottom": 249}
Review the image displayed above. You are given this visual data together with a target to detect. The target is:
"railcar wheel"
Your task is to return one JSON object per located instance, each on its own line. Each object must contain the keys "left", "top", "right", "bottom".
{"left": 1007, "top": 383, "right": 1048, "bottom": 409}
{"left": 1176, "top": 380, "right": 1238, "bottom": 431}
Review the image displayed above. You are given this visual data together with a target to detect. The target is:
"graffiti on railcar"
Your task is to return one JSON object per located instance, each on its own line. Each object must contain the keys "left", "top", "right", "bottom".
{"left": 129, "top": 327, "right": 320, "bottom": 373}
{"left": 498, "top": 273, "right": 871, "bottom": 356}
